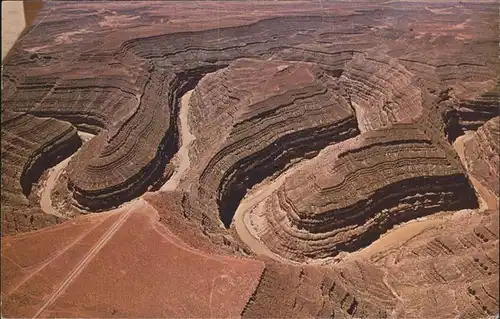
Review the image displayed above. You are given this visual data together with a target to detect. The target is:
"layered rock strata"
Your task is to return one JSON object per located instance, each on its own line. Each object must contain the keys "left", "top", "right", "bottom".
{"left": 340, "top": 52, "right": 423, "bottom": 132}
{"left": 2, "top": 3, "right": 498, "bottom": 216}
{"left": 1, "top": 111, "right": 79, "bottom": 234}
{"left": 248, "top": 124, "right": 478, "bottom": 260}
{"left": 244, "top": 210, "right": 498, "bottom": 317}
{"left": 1, "top": 2, "right": 499, "bottom": 318}
{"left": 64, "top": 69, "right": 179, "bottom": 210}
{"left": 463, "top": 117, "right": 500, "bottom": 198}
{"left": 180, "top": 58, "right": 359, "bottom": 228}
{"left": 442, "top": 82, "right": 500, "bottom": 141}
{"left": 243, "top": 259, "right": 397, "bottom": 318}
{"left": 383, "top": 210, "right": 499, "bottom": 318}
{"left": 455, "top": 83, "right": 500, "bottom": 132}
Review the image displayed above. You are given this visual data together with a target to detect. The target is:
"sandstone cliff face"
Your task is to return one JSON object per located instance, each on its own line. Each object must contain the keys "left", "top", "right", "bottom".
{"left": 1, "top": 111, "right": 78, "bottom": 234}
{"left": 463, "top": 117, "right": 500, "bottom": 199}
{"left": 247, "top": 124, "right": 478, "bottom": 261}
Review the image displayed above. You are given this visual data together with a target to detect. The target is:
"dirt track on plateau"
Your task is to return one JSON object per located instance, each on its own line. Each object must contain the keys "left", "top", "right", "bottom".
{"left": 32, "top": 201, "right": 138, "bottom": 318}
{"left": 1, "top": 198, "right": 263, "bottom": 318}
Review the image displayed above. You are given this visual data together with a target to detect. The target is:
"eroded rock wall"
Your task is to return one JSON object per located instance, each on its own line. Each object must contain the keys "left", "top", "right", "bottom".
{"left": 463, "top": 117, "right": 500, "bottom": 198}
{"left": 385, "top": 210, "right": 499, "bottom": 318}
{"left": 1, "top": 111, "right": 78, "bottom": 234}
{"left": 248, "top": 124, "right": 478, "bottom": 260}
{"left": 2, "top": 4, "right": 497, "bottom": 216}
{"left": 180, "top": 58, "right": 359, "bottom": 228}
{"left": 242, "top": 259, "right": 397, "bottom": 318}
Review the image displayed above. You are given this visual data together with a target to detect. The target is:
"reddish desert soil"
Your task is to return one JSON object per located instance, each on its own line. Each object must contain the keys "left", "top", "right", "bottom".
{"left": 1, "top": 199, "right": 264, "bottom": 318}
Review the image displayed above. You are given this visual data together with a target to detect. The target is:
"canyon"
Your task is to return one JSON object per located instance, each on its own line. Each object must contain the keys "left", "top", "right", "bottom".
{"left": 1, "top": 1, "right": 498, "bottom": 318}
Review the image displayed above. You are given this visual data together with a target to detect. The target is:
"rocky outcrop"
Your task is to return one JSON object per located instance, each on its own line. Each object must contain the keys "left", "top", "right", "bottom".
{"left": 2, "top": 59, "right": 166, "bottom": 210}
{"left": 64, "top": 69, "right": 177, "bottom": 210}
{"left": 1, "top": 61, "right": 216, "bottom": 211}
{"left": 244, "top": 208, "right": 498, "bottom": 319}
{"left": 455, "top": 83, "right": 500, "bottom": 132}
{"left": 247, "top": 124, "right": 478, "bottom": 261}
{"left": 442, "top": 82, "right": 500, "bottom": 141}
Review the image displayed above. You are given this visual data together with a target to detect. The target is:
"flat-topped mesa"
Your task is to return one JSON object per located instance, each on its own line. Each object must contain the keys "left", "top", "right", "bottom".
{"left": 251, "top": 124, "right": 478, "bottom": 261}
{"left": 340, "top": 53, "right": 424, "bottom": 132}
{"left": 183, "top": 58, "right": 359, "bottom": 228}
{"left": 1, "top": 111, "right": 79, "bottom": 234}
{"left": 463, "top": 117, "right": 500, "bottom": 198}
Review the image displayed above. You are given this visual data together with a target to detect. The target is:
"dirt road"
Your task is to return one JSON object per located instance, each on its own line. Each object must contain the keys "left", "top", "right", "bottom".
{"left": 2, "top": 1, "right": 25, "bottom": 61}
{"left": 32, "top": 200, "right": 139, "bottom": 318}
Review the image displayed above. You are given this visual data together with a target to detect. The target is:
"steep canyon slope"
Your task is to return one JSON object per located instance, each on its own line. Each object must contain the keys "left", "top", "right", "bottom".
{"left": 1, "top": 1, "right": 498, "bottom": 318}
